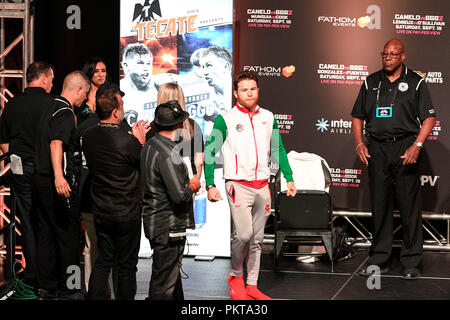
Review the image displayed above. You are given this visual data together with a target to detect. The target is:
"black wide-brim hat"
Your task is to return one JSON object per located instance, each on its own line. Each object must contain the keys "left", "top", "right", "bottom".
{"left": 96, "top": 82, "right": 125, "bottom": 100}
{"left": 154, "top": 100, "right": 189, "bottom": 127}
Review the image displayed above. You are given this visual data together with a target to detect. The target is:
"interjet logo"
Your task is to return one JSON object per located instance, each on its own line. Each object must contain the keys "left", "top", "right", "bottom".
{"left": 316, "top": 117, "right": 353, "bottom": 135}
{"left": 316, "top": 118, "right": 330, "bottom": 132}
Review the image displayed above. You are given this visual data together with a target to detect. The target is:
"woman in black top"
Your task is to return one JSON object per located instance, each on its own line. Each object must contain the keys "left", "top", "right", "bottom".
{"left": 76, "top": 57, "right": 109, "bottom": 125}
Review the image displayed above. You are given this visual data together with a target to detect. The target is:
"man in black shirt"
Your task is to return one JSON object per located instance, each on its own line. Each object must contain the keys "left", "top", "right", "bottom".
{"left": 0, "top": 61, "right": 54, "bottom": 286}
{"left": 141, "top": 100, "right": 200, "bottom": 300}
{"left": 351, "top": 39, "right": 436, "bottom": 280}
{"left": 34, "top": 71, "right": 90, "bottom": 299}
{"left": 82, "top": 87, "right": 148, "bottom": 300}
{"left": 72, "top": 83, "right": 134, "bottom": 296}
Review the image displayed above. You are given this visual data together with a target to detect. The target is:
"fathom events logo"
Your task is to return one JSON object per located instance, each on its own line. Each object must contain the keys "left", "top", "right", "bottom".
{"left": 318, "top": 5, "right": 381, "bottom": 29}
{"left": 244, "top": 65, "right": 296, "bottom": 78}
{"left": 244, "top": 65, "right": 281, "bottom": 77}
{"left": 316, "top": 117, "right": 352, "bottom": 134}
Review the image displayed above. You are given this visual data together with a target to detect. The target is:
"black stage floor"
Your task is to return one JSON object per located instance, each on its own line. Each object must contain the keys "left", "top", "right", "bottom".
{"left": 135, "top": 247, "right": 450, "bottom": 300}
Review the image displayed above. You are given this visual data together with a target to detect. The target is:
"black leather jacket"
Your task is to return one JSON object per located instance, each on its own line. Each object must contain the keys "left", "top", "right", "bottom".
{"left": 140, "top": 133, "right": 195, "bottom": 241}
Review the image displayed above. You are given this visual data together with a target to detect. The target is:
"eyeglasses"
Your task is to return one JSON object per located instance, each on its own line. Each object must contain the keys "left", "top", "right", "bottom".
{"left": 380, "top": 51, "right": 403, "bottom": 58}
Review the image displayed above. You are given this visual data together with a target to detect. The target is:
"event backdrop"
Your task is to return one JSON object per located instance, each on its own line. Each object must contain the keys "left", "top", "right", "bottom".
{"left": 120, "top": 0, "right": 233, "bottom": 257}
{"left": 32, "top": 1, "right": 448, "bottom": 257}
{"left": 234, "top": 0, "right": 449, "bottom": 215}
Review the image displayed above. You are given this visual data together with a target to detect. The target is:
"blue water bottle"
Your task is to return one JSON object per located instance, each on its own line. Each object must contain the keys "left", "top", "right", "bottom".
{"left": 194, "top": 187, "right": 207, "bottom": 229}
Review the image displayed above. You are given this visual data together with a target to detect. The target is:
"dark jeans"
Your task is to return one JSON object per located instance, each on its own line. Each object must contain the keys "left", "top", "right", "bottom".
{"left": 87, "top": 218, "right": 140, "bottom": 300}
{"left": 367, "top": 136, "right": 423, "bottom": 269}
{"left": 149, "top": 231, "right": 185, "bottom": 300}
{"left": 33, "top": 174, "right": 81, "bottom": 294}
{"left": 11, "top": 165, "right": 38, "bottom": 280}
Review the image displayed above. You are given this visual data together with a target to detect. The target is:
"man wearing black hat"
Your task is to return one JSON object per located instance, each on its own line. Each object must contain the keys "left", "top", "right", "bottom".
{"left": 81, "top": 86, "right": 149, "bottom": 299}
{"left": 141, "top": 100, "right": 201, "bottom": 300}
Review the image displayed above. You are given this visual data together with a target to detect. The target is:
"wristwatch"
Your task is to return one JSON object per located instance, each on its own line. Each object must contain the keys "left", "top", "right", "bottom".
{"left": 206, "top": 184, "right": 216, "bottom": 190}
{"left": 413, "top": 141, "right": 423, "bottom": 148}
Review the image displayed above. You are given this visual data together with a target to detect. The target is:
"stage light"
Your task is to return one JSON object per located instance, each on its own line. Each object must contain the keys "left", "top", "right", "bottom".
{"left": 161, "top": 54, "right": 175, "bottom": 65}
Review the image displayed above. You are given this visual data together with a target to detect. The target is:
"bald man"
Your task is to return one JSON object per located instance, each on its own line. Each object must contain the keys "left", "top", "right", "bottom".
{"left": 34, "top": 71, "right": 90, "bottom": 299}
{"left": 351, "top": 39, "right": 436, "bottom": 280}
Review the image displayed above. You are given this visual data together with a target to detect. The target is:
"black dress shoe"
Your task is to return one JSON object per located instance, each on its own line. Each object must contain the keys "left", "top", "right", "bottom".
{"left": 58, "top": 291, "right": 86, "bottom": 300}
{"left": 358, "top": 263, "right": 389, "bottom": 276}
{"left": 37, "top": 288, "right": 59, "bottom": 300}
{"left": 21, "top": 277, "right": 38, "bottom": 289}
{"left": 402, "top": 268, "right": 421, "bottom": 280}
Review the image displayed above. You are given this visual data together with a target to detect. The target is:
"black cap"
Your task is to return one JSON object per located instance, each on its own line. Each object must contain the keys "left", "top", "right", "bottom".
{"left": 154, "top": 100, "right": 189, "bottom": 127}
{"left": 96, "top": 82, "right": 125, "bottom": 100}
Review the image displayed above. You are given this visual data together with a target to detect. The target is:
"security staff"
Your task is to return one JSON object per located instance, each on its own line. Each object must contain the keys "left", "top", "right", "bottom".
{"left": 34, "top": 71, "right": 90, "bottom": 299}
{"left": 0, "top": 61, "right": 54, "bottom": 287}
{"left": 351, "top": 39, "right": 436, "bottom": 280}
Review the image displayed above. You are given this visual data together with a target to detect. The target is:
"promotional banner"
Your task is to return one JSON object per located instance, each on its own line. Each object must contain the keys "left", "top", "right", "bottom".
{"left": 120, "top": 0, "right": 233, "bottom": 257}
{"left": 234, "top": 0, "right": 449, "bottom": 216}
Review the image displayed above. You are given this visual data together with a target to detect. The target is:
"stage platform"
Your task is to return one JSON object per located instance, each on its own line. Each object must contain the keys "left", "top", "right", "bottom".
{"left": 135, "top": 247, "right": 450, "bottom": 300}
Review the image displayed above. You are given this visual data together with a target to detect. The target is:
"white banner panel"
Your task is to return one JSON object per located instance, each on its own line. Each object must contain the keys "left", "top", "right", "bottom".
{"left": 120, "top": 0, "right": 233, "bottom": 257}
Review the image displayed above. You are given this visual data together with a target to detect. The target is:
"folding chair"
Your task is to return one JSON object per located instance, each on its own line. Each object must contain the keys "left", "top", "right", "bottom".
{"left": 274, "top": 152, "right": 334, "bottom": 272}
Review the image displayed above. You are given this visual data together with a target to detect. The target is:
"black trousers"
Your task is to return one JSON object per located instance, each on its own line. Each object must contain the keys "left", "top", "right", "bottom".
{"left": 33, "top": 174, "right": 81, "bottom": 293}
{"left": 11, "top": 165, "right": 38, "bottom": 280}
{"left": 148, "top": 231, "right": 185, "bottom": 300}
{"left": 367, "top": 136, "right": 423, "bottom": 269}
{"left": 87, "top": 218, "right": 140, "bottom": 300}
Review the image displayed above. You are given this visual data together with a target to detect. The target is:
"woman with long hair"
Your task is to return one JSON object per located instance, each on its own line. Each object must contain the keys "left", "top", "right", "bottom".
{"left": 151, "top": 82, "right": 204, "bottom": 180}
{"left": 77, "top": 57, "right": 109, "bottom": 125}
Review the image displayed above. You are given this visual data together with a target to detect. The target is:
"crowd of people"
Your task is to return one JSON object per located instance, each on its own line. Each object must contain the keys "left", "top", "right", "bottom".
{"left": 0, "top": 37, "right": 436, "bottom": 300}
{"left": 0, "top": 51, "right": 293, "bottom": 300}
{"left": 0, "top": 58, "right": 203, "bottom": 300}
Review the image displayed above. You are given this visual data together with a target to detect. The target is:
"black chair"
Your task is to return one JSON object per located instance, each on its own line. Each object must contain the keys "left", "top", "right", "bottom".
{"left": 274, "top": 189, "right": 333, "bottom": 272}
{"left": 273, "top": 149, "right": 336, "bottom": 273}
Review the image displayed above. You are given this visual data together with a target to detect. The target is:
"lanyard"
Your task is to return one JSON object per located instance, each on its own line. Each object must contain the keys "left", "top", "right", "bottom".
{"left": 376, "top": 66, "right": 406, "bottom": 108}
{"left": 375, "top": 81, "right": 400, "bottom": 108}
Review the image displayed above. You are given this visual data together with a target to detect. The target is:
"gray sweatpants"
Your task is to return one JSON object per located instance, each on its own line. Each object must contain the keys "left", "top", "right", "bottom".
{"left": 225, "top": 181, "right": 271, "bottom": 285}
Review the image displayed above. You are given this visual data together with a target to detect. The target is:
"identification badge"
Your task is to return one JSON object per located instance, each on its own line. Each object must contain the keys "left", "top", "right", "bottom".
{"left": 376, "top": 106, "right": 392, "bottom": 118}
{"left": 10, "top": 154, "right": 23, "bottom": 175}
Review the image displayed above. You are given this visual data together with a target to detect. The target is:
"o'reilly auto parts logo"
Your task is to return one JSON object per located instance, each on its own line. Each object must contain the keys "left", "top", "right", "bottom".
{"left": 414, "top": 70, "right": 444, "bottom": 84}
{"left": 316, "top": 117, "right": 352, "bottom": 135}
